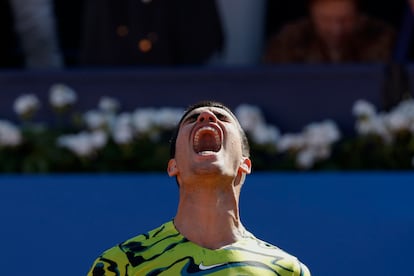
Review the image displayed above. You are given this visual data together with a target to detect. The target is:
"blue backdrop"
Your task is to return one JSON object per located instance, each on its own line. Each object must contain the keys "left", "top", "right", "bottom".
{"left": 0, "top": 65, "right": 386, "bottom": 134}
{"left": 0, "top": 172, "right": 413, "bottom": 276}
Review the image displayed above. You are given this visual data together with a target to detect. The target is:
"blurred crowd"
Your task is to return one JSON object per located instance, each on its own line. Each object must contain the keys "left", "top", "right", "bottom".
{"left": 1, "top": 0, "right": 413, "bottom": 69}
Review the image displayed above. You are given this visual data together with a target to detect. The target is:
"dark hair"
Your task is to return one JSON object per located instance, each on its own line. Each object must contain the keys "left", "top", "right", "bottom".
{"left": 169, "top": 100, "right": 250, "bottom": 158}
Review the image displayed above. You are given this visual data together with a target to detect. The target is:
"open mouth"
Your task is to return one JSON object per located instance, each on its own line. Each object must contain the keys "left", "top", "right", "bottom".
{"left": 193, "top": 126, "right": 221, "bottom": 154}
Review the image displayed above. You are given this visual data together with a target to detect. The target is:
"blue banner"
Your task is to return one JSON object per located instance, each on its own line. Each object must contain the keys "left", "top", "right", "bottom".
{"left": 0, "top": 172, "right": 413, "bottom": 276}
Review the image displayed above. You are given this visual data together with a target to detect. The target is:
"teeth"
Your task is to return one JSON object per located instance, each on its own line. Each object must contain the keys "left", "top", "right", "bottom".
{"left": 194, "top": 127, "right": 219, "bottom": 144}
{"left": 193, "top": 126, "right": 221, "bottom": 153}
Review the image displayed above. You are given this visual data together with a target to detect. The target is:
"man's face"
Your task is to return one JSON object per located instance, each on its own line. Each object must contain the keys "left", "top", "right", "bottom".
{"left": 311, "top": 0, "right": 358, "bottom": 48}
{"left": 168, "top": 106, "right": 250, "bottom": 183}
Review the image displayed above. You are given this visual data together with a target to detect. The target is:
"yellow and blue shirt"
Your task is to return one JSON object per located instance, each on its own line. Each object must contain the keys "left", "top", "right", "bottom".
{"left": 87, "top": 220, "right": 311, "bottom": 275}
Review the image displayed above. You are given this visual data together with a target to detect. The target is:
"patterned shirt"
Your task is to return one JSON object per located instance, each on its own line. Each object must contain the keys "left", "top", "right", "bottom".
{"left": 87, "top": 220, "right": 311, "bottom": 275}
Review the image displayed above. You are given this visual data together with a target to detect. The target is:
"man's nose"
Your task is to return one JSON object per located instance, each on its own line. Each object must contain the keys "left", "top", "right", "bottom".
{"left": 197, "top": 111, "right": 217, "bottom": 123}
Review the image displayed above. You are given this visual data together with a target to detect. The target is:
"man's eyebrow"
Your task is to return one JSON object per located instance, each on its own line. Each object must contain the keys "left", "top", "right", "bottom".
{"left": 181, "top": 107, "right": 231, "bottom": 124}
{"left": 213, "top": 110, "right": 228, "bottom": 117}
{"left": 182, "top": 112, "right": 199, "bottom": 123}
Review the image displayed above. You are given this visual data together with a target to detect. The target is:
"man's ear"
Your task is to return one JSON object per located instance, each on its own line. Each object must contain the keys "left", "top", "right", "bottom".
{"left": 167, "top": 159, "right": 178, "bottom": 176}
{"left": 239, "top": 157, "right": 251, "bottom": 174}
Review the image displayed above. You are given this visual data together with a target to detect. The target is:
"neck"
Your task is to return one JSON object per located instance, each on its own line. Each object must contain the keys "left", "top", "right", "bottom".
{"left": 173, "top": 180, "right": 245, "bottom": 249}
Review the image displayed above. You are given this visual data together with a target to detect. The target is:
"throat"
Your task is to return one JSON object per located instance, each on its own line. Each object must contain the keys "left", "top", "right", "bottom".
{"left": 174, "top": 216, "right": 246, "bottom": 249}
{"left": 174, "top": 192, "right": 243, "bottom": 249}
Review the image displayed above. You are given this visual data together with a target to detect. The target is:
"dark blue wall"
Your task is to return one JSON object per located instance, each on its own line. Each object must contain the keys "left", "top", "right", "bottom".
{"left": 0, "top": 173, "right": 413, "bottom": 276}
{"left": 0, "top": 65, "right": 387, "bottom": 133}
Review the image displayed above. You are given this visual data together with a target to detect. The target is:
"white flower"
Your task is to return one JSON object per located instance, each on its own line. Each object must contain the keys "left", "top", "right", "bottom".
{"left": 112, "top": 124, "right": 134, "bottom": 145}
{"left": 57, "top": 132, "right": 93, "bottom": 157}
{"left": 111, "top": 113, "right": 135, "bottom": 144}
{"left": 83, "top": 110, "right": 108, "bottom": 130}
{"left": 57, "top": 130, "right": 107, "bottom": 157}
{"left": 99, "top": 96, "right": 120, "bottom": 113}
{"left": 90, "top": 130, "right": 108, "bottom": 149}
{"left": 355, "top": 114, "right": 392, "bottom": 143}
{"left": 13, "top": 94, "right": 41, "bottom": 118}
{"left": 321, "top": 120, "right": 341, "bottom": 143}
{"left": 249, "top": 123, "right": 280, "bottom": 145}
{"left": 131, "top": 107, "right": 183, "bottom": 133}
{"left": 393, "top": 99, "right": 414, "bottom": 118}
{"left": 296, "top": 148, "right": 316, "bottom": 169}
{"left": 153, "top": 107, "right": 184, "bottom": 129}
{"left": 304, "top": 120, "right": 341, "bottom": 147}
{"left": 277, "top": 119, "right": 340, "bottom": 169}
{"left": 312, "top": 145, "right": 331, "bottom": 160}
{"left": 132, "top": 108, "right": 157, "bottom": 133}
{"left": 114, "top": 112, "right": 132, "bottom": 127}
{"left": 49, "top": 83, "right": 77, "bottom": 109}
{"left": 352, "top": 99, "right": 376, "bottom": 119}
{"left": 235, "top": 104, "right": 266, "bottom": 133}
{"left": 386, "top": 99, "right": 414, "bottom": 133}
{"left": 277, "top": 133, "right": 305, "bottom": 152}
{"left": 0, "top": 120, "right": 22, "bottom": 146}
{"left": 234, "top": 104, "right": 282, "bottom": 146}
{"left": 385, "top": 111, "right": 410, "bottom": 132}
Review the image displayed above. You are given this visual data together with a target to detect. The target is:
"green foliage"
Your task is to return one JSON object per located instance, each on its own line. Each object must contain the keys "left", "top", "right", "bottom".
{"left": 2, "top": 126, "right": 414, "bottom": 173}
{"left": 3, "top": 91, "right": 414, "bottom": 172}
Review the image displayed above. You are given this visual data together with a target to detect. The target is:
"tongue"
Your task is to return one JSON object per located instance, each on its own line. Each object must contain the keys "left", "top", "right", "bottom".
{"left": 194, "top": 133, "right": 220, "bottom": 153}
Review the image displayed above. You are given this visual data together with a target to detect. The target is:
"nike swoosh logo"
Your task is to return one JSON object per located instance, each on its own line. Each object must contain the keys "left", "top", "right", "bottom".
{"left": 199, "top": 262, "right": 225, "bottom": 270}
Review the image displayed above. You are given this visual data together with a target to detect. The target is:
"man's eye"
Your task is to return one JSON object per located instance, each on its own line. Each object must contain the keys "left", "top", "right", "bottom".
{"left": 184, "top": 114, "right": 198, "bottom": 123}
{"left": 215, "top": 113, "right": 228, "bottom": 121}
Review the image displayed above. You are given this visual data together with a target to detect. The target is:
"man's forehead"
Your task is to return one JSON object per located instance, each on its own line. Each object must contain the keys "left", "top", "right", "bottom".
{"left": 179, "top": 105, "right": 238, "bottom": 127}
{"left": 184, "top": 106, "right": 234, "bottom": 118}
{"left": 188, "top": 106, "right": 229, "bottom": 113}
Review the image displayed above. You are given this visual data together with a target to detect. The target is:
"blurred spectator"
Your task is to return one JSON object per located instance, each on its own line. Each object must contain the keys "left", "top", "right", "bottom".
{"left": 0, "top": 0, "right": 22, "bottom": 68}
{"left": 359, "top": 0, "right": 405, "bottom": 30}
{"left": 79, "top": 0, "right": 223, "bottom": 66}
{"left": 393, "top": 0, "right": 414, "bottom": 62}
{"left": 264, "top": 0, "right": 307, "bottom": 41}
{"left": 382, "top": 0, "right": 414, "bottom": 110}
{"left": 263, "top": 0, "right": 396, "bottom": 63}
{"left": 212, "top": 0, "right": 267, "bottom": 65}
{"left": 9, "top": 0, "right": 63, "bottom": 69}
{"left": 53, "top": 0, "right": 84, "bottom": 67}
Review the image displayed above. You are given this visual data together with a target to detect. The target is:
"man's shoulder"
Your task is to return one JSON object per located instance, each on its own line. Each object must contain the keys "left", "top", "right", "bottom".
{"left": 244, "top": 235, "right": 311, "bottom": 275}
{"left": 247, "top": 235, "right": 298, "bottom": 259}
{"left": 261, "top": 241, "right": 311, "bottom": 276}
{"left": 87, "top": 221, "right": 185, "bottom": 275}
{"left": 101, "top": 220, "right": 177, "bottom": 259}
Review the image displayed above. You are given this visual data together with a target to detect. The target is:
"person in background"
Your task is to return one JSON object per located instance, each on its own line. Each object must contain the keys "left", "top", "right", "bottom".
{"left": 9, "top": 0, "right": 63, "bottom": 69}
{"left": 79, "top": 0, "right": 223, "bottom": 66}
{"left": 0, "top": 1, "right": 21, "bottom": 68}
{"left": 393, "top": 0, "right": 414, "bottom": 62}
{"left": 263, "top": 0, "right": 396, "bottom": 63}
{"left": 410, "top": 0, "right": 414, "bottom": 12}
{"left": 382, "top": 0, "right": 414, "bottom": 110}
{"left": 87, "top": 100, "right": 311, "bottom": 275}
